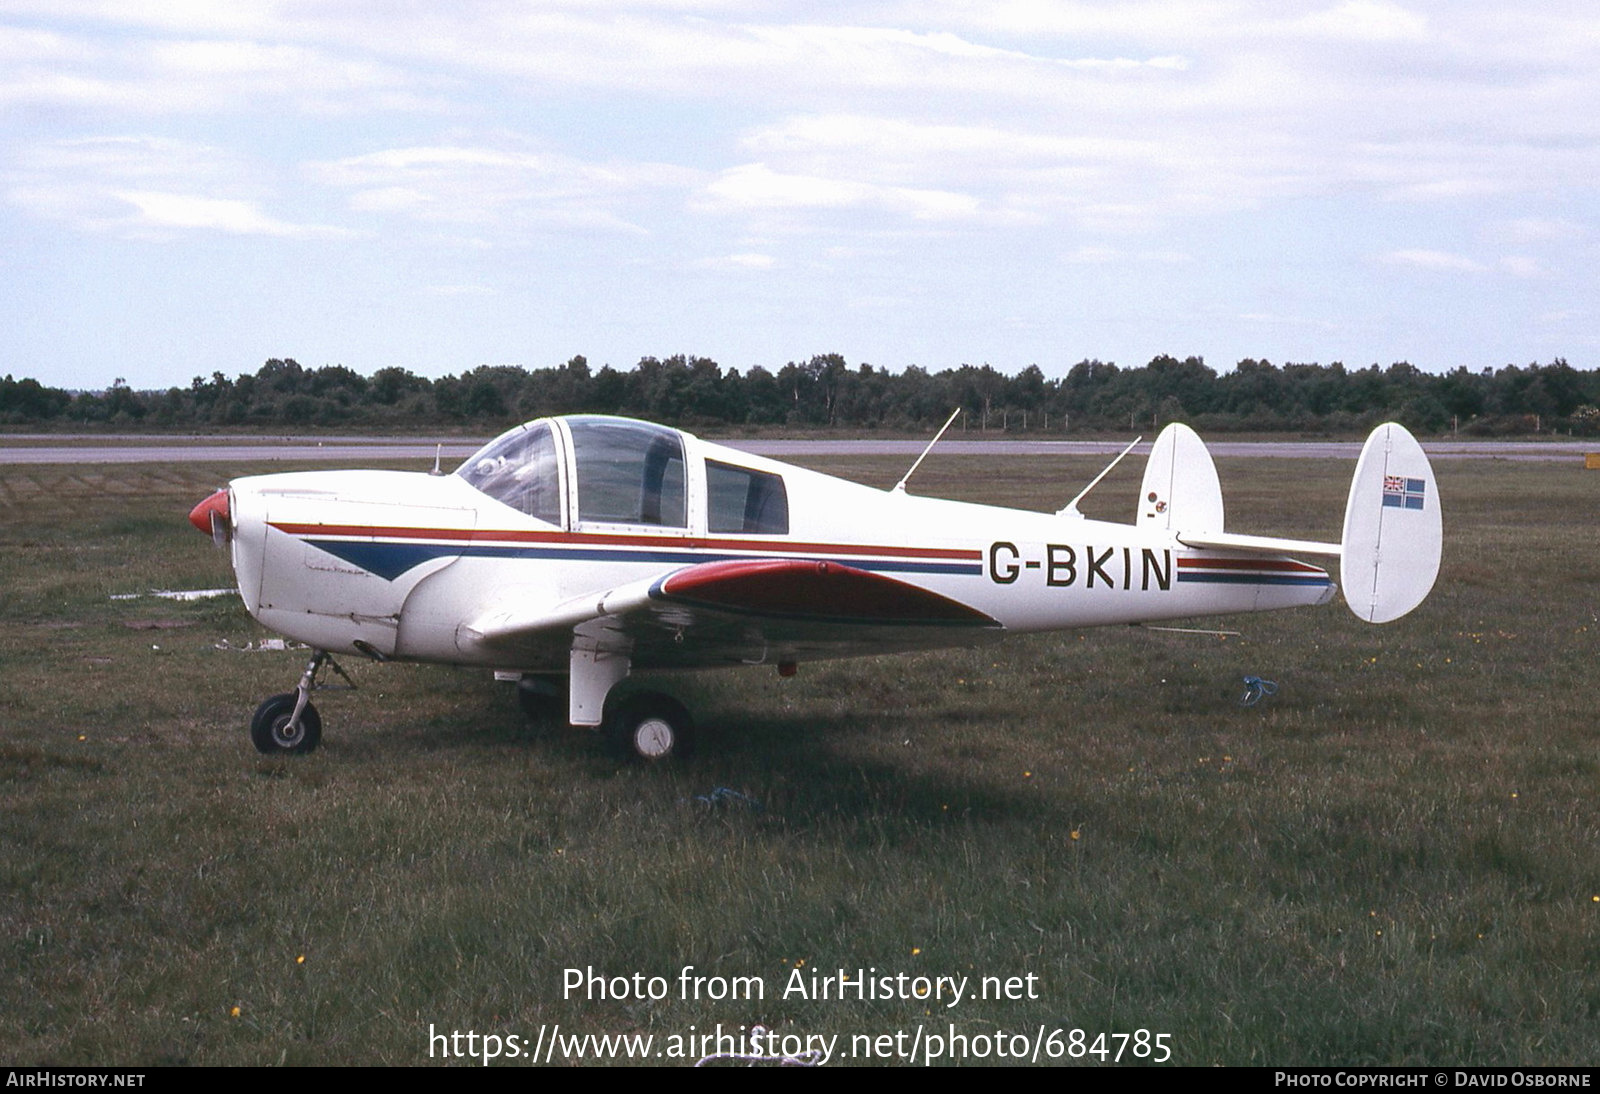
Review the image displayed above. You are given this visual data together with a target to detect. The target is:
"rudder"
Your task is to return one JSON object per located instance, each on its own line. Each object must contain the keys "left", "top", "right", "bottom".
{"left": 1340, "top": 423, "right": 1442, "bottom": 623}
{"left": 1139, "top": 423, "right": 1224, "bottom": 534}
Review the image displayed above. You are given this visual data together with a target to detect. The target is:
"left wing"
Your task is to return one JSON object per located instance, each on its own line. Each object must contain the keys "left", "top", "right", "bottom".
{"left": 465, "top": 557, "right": 1001, "bottom": 670}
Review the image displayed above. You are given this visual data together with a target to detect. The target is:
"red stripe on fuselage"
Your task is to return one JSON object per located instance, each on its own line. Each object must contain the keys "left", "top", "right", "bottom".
{"left": 1177, "top": 556, "right": 1324, "bottom": 573}
{"left": 267, "top": 522, "right": 981, "bottom": 561}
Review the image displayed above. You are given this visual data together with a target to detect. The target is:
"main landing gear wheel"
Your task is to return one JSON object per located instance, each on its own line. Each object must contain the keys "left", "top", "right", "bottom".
{"left": 250, "top": 692, "right": 322, "bottom": 755}
{"left": 607, "top": 692, "right": 694, "bottom": 762}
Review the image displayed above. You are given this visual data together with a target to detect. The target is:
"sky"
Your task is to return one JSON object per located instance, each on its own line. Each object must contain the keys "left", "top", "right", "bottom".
{"left": 2, "top": 1, "right": 1597, "bottom": 391}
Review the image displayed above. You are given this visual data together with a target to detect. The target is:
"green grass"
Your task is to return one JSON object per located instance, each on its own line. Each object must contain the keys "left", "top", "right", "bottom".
{"left": 1, "top": 454, "right": 1597, "bottom": 1065}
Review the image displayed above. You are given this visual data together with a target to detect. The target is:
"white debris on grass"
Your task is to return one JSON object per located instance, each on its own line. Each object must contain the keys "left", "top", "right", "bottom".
{"left": 111, "top": 588, "right": 235, "bottom": 601}
{"left": 213, "top": 638, "right": 305, "bottom": 652}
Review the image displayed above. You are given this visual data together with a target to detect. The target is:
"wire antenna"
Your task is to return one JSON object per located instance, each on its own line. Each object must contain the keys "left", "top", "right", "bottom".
{"left": 1057, "top": 435, "right": 1141, "bottom": 517}
{"left": 893, "top": 408, "right": 963, "bottom": 493}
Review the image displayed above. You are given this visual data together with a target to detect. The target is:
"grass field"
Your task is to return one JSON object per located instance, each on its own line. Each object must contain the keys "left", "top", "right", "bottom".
{"left": 1, "top": 450, "right": 1596, "bottom": 1066}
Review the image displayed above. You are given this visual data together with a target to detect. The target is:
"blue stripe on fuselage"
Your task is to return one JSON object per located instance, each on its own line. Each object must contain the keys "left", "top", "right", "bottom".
{"left": 304, "top": 538, "right": 983, "bottom": 581}
{"left": 1176, "top": 572, "right": 1331, "bottom": 587}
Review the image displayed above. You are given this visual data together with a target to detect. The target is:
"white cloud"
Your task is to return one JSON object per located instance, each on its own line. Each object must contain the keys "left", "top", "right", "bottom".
{"left": 1499, "top": 255, "right": 1544, "bottom": 279}
{"left": 718, "top": 111, "right": 1303, "bottom": 232}
{"left": 744, "top": 114, "right": 1161, "bottom": 175}
{"left": 309, "top": 143, "right": 698, "bottom": 236}
{"left": 348, "top": 186, "right": 430, "bottom": 213}
{"left": 702, "top": 162, "right": 982, "bottom": 221}
{"left": 113, "top": 190, "right": 344, "bottom": 237}
{"left": 697, "top": 252, "right": 776, "bottom": 270}
{"left": 6, "top": 2, "right": 1600, "bottom": 383}
{"left": 1490, "top": 217, "right": 1586, "bottom": 245}
{"left": 1384, "top": 178, "right": 1508, "bottom": 202}
{"left": 9, "top": 4, "right": 1600, "bottom": 236}
{"left": 1292, "top": 1, "right": 1429, "bottom": 43}
{"left": 1381, "top": 249, "right": 1488, "bottom": 273}
{"left": 907, "top": 1, "right": 1237, "bottom": 41}
{"left": 0, "top": 1, "right": 284, "bottom": 37}
{"left": 0, "top": 23, "right": 97, "bottom": 64}
{"left": 1238, "top": 312, "right": 1342, "bottom": 331}
{"left": 7, "top": 135, "right": 342, "bottom": 238}
{"left": 1537, "top": 309, "right": 1583, "bottom": 325}
{"left": 0, "top": 18, "right": 431, "bottom": 114}
{"left": 15, "top": 134, "right": 226, "bottom": 182}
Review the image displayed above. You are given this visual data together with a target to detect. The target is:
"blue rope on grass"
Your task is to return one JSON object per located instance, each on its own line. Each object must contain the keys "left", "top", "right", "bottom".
{"left": 1239, "top": 675, "right": 1278, "bottom": 707}
{"left": 690, "top": 787, "right": 763, "bottom": 811}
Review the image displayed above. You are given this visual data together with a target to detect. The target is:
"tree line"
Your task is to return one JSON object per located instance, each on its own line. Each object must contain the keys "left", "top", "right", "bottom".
{"left": 4, "top": 354, "right": 1598, "bottom": 436}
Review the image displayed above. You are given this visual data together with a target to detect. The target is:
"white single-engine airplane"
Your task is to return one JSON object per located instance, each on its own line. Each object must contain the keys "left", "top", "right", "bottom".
{"left": 189, "top": 415, "right": 1441, "bottom": 760}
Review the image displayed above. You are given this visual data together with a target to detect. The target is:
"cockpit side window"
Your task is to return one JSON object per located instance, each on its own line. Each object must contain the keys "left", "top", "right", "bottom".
{"left": 569, "top": 418, "right": 686, "bottom": 528}
{"left": 457, "top": 422, "right": 562, "bottom": 525}
{"left": 706, "top": 460, "right": 789, "bottom": 534}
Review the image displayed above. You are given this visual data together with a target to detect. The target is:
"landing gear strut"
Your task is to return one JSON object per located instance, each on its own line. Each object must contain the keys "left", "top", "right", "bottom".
{"left": 516, "top": 674, "right": 568, "bottom": 724}
{"left": 249, "top": 650, "right": 353, "bottom": 755}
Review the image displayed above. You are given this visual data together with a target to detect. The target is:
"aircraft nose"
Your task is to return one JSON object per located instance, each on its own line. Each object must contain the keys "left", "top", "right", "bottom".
{"left": 189, "top": 488, "right": 230, "bottom": 536}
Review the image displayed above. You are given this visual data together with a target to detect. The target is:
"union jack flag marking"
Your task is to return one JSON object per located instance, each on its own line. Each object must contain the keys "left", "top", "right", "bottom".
{"left": 1382, "top": 475, "right": 1426, "bottom": 510}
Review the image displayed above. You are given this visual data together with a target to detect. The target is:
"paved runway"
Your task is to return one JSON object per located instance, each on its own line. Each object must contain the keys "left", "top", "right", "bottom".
{"left": 0, "top": 433, "right": 1593, "bottom": 465}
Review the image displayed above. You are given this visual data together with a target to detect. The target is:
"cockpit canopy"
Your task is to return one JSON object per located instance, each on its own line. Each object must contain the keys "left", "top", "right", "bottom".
{"left": 568, "top": 417, "right": 686, "bottom": 526}
{"left": 458, "top": 419, "right": 565, "bottom": 524}
{"left": 458, "top": 416, "right": 787, "bottom": 534}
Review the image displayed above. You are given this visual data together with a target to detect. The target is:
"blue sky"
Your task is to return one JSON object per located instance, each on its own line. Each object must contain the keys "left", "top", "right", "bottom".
{"left": 3, "top": 1, "right": 1596, "bottom": 391}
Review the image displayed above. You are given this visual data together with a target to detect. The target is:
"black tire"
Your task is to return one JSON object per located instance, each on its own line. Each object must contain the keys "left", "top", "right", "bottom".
{"left": 606, "top": 692, "right": 693, "bottom": 762}
{"left": 516, "top": 675, "right": 568, "bottom": 724}
{"left": 250, "top": 693, "right": 323, "bottom": 755}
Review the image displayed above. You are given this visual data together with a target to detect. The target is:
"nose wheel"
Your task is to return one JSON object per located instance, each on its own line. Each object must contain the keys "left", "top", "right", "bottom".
{"left": 248, "top": 650, "right": 352, "bottom": 755}
{"left": 250, "top": 692, "right": 322, "bottom": 754}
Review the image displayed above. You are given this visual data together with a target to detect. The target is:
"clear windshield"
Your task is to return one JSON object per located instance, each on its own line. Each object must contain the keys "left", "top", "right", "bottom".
{"left": 457, "top": 421, "right": 562, "bottom": 525}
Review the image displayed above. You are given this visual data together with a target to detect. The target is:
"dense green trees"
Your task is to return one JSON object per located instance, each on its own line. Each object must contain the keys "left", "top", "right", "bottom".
{"left": 4, "top": 354, "right": 1597, "bottom": 435}
{"left": 0, "top": 374, "right": 72, "bottom": 421}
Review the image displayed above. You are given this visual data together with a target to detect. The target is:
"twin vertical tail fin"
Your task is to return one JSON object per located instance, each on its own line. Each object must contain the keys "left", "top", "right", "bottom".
{"left": 1140, "top": 421, "right": 1442, "bottom": 624}
{"left": 1339, "top": 423, "right": 1442, "bottom": 623}
{"left": 1138, "top": 423, "right": 1224, "bottom": 536}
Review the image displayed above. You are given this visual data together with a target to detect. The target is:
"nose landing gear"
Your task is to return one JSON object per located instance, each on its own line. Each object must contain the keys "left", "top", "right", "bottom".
{"left": 250, "top": 692, "right": 321, "bottom": 754}
{"left": 249, "top": 650, "right": 353, "bottom": 755}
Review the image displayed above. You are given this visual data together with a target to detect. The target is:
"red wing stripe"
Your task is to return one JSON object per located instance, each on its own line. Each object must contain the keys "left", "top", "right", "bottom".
{"left": 657, "top": 559, "right": 998, "bottom": 626}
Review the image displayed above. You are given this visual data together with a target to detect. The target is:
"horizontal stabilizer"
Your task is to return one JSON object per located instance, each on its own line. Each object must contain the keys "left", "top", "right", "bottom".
{"left": 1177, "top": 530, "right": 1341, "bottom": 558}
{"left": 1341, "top": 423, "right": 1442, "bottom": 623}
